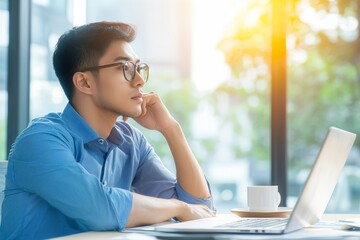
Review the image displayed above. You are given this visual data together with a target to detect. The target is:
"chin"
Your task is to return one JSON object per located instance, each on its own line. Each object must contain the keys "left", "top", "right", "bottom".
{"left": 126, "top": 110, "right": 142, "bottom": 118}
{"left": 133, "top": 111, "right": 142, "bottom": 118}
{"left": 120, "top": 107, "right": 142, "bottom": 118}
{"left": 134, "top": 108, "right": 143, "bottom": 117}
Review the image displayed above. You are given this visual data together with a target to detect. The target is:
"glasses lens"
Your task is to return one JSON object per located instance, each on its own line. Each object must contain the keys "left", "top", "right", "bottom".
{"left": 138, "top": 63, "right": 149, "bottom": 82}
{"left": 123, "top": 62, "right": 135, "bottom": 81}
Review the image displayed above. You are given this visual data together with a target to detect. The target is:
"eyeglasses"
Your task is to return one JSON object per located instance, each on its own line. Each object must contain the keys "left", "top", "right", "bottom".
{"left": 80, "top": 61, "right": 149, "bottom": 82}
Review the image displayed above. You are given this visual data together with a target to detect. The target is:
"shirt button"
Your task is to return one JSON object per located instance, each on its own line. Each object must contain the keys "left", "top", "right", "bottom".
{"left": 102, "top": 180, "right": 107, "bottom": 186}
{"left": 98, "top": 139, "right": 104, "bottom": 144}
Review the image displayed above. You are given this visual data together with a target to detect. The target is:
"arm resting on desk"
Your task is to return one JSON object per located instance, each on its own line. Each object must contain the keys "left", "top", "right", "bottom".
{"left": 126, "top": 193, "right": 215, "bottom": 228}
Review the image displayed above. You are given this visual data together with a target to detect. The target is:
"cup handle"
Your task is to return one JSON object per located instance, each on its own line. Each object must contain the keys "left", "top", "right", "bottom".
{"left": 276, "top": 192, "right": 281, "bottom": 206}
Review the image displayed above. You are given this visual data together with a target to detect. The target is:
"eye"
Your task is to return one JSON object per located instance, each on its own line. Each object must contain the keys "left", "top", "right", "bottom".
{"left": 123, "top": 62, "right": 131, "bottom": 71}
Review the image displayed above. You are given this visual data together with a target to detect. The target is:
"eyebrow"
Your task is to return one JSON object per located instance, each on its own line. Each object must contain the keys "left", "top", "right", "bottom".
{"left": 113, "top": 56, "right": 140, "bottom": 63}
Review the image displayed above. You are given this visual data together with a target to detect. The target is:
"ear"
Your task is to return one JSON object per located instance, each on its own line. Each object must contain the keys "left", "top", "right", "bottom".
{"left": 72, "top": 72, "right": 93, "bottom": 95}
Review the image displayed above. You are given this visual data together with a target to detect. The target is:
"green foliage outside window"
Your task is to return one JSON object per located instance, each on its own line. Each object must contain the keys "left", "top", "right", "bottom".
{"left": 216, "top": 0, "right": 360, "bottom": 166}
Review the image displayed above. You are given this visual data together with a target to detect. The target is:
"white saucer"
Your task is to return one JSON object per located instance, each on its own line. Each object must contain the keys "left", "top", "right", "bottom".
{"left": 231, "top": 207, "right": 292, "bottom": 218}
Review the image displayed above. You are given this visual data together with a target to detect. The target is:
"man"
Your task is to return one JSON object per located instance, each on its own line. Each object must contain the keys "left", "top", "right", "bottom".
{"left": 0, "top": 21, "right": 215, "bottom": 239}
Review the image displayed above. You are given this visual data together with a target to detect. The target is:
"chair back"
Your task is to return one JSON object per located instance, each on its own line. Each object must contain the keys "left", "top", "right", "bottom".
{"left": 0, "top": 160, "right": 8, "bottom": 217}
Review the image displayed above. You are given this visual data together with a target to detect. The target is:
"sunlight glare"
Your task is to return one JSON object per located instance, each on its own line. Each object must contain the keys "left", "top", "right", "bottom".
{"left": 191, "top": 0, "right": 246, "bottom": 92}
{"left": 71, "top": 0, "right": 87, "bottom": 26}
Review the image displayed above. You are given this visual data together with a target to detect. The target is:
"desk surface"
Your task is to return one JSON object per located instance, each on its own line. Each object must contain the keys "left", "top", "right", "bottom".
{"left": 52, "top": 214, "right": 360, "bottom": 240}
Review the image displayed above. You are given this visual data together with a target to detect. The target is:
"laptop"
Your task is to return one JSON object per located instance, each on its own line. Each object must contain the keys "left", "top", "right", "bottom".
{"left": 156, "top": 127, "right": 356, "bottom": 234}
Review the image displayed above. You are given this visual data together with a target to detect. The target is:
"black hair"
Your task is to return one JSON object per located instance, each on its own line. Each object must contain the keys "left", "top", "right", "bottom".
{"left": 53, "top": 21, "right": 136, "bottom": 100}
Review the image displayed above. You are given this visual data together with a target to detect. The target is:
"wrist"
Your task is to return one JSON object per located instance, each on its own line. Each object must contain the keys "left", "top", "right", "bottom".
{"left": 174, "top": 200, "right": 190, "bottom": 221}
{"left": 160, "top": 121, "right": 181, "bottom": 136}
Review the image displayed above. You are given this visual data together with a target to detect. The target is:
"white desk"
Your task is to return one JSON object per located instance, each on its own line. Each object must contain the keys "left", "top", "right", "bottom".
{"left": 53, "top": 214, "right": 360, "bottom": 240}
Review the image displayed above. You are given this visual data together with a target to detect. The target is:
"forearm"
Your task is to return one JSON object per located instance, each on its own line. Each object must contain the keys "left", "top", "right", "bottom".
{"left": 126, "top": 193, "right": 186, "bottom": 227}
{"left": 161, "top": 122, "right": 210, "bottom": 199}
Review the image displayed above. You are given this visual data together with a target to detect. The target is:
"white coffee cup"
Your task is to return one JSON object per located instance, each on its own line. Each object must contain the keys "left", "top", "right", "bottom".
{"left": 247, "top": 185, "right": 281, "bottom": 212}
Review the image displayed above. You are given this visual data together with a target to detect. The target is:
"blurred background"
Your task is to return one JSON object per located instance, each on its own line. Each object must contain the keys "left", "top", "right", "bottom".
{"left": 1, "top": 0, "right": 360, "bottom": 213}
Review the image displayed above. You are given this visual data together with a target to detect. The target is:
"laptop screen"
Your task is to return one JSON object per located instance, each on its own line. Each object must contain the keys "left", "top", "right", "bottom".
{"left": 285, "top": 127, "right": 356, "bottom": 233}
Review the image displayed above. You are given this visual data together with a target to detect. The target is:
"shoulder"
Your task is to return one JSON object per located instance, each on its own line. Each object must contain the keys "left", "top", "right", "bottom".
{"left": 113, "top": 121, "right": 158, "bottom": 163}
{"left": 9, "top": 113, "right": 74, "bottom": 159}
{"left": 25, "top": 113, "right": 72, "bottom": 140}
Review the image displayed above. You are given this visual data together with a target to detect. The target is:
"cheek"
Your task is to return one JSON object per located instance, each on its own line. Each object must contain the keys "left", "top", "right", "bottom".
{"left": 101, "top": 86, "right": 121, "bottom": 103}
{"left": 96, "top": 73, "right": 131, "bottom": 100}
{"left": 100, "top": 77, "right": 127, "bottom": 94}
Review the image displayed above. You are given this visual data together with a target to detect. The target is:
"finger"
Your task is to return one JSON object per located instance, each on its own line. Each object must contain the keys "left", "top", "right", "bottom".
{"left": 140, "top": 92, "right": 157, "bottom": 115}
{"left": 142, "top": 91, "right": 155, "bottom": 97}
{"left": 199, "top": 205, "right": 216, "bottom": 217}
{"left": 142, "top": 92, "right": 158, "bottom": 100}
{"left": 141, "top": 99, "right": 147, "bottom": 116}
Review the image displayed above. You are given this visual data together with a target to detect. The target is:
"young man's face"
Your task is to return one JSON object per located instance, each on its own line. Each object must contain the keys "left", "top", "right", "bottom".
{"left": 89, "top": 40, "right": 146, "bottom": 118}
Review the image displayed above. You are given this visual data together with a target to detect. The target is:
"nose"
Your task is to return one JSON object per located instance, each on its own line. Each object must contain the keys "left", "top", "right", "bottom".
{"left": 131, "top": 71, "right": 146, "bottom": 88}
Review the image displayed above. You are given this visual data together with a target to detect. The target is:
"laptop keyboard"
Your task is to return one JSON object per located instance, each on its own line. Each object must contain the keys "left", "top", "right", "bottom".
{"left": 217, "top": 218, "right": 288, "bottom": 229}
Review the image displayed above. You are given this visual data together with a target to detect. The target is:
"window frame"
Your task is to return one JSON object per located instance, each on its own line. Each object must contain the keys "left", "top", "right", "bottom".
{"left": 6, "top": 0, "right": 31, "bottom": 156}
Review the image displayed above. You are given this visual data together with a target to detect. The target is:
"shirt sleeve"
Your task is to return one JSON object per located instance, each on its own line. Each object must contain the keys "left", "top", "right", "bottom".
{"left": 175, "top": 180, "right": 215, "bottom": 211}
{"left": 10, "top": 123, "right": 132, "bottom": 231}
{"left": 130, "top": 127, "right": 215, "bottom": 211}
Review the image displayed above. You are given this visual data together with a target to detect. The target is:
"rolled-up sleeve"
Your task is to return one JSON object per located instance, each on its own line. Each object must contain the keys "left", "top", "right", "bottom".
{"left": 10, "top": 124, "right": 132, "bottom": 231}
{"left": 175, "top": 181, "right": 215, "bottom": 211}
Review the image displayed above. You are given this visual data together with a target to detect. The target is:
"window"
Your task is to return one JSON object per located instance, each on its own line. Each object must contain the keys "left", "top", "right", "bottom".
{"left": 287, "top": 0, "right": 360, "bottom": 212}
{"left": 0, "top": 0, "right": 8, "bottom": 160}
{"left": 30, "top": 0, "right": 73, "bottom": 119}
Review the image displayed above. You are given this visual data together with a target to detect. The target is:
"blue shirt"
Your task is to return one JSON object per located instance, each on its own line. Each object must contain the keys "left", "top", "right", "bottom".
{"left": 0, "top": 103, "right": 214, "bottom": 240}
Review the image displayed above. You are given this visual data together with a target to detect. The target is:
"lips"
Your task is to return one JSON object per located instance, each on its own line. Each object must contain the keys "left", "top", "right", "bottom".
{"left": 131, "top": 93, "right": 143, "bottom": 100}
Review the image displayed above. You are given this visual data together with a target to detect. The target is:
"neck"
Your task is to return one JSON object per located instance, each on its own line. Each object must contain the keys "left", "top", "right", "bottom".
{"left": 71, "top": 98, "right": 118, "bottom": 139}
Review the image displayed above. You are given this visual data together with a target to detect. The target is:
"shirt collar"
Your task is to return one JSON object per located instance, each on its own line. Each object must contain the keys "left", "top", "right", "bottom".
{"left": 108, "top": 123, "right": 124, "bottom": 145}
{"left": 61, "top": 103, "right": 100, "bottom": 144}
{"left": 61, "top": 103, "right": 124, "bottom": 146}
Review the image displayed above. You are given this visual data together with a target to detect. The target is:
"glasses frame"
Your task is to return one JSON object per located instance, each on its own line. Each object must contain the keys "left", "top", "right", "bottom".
{"left": 80, "top": 61, "right": 149, "bottom": 82}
